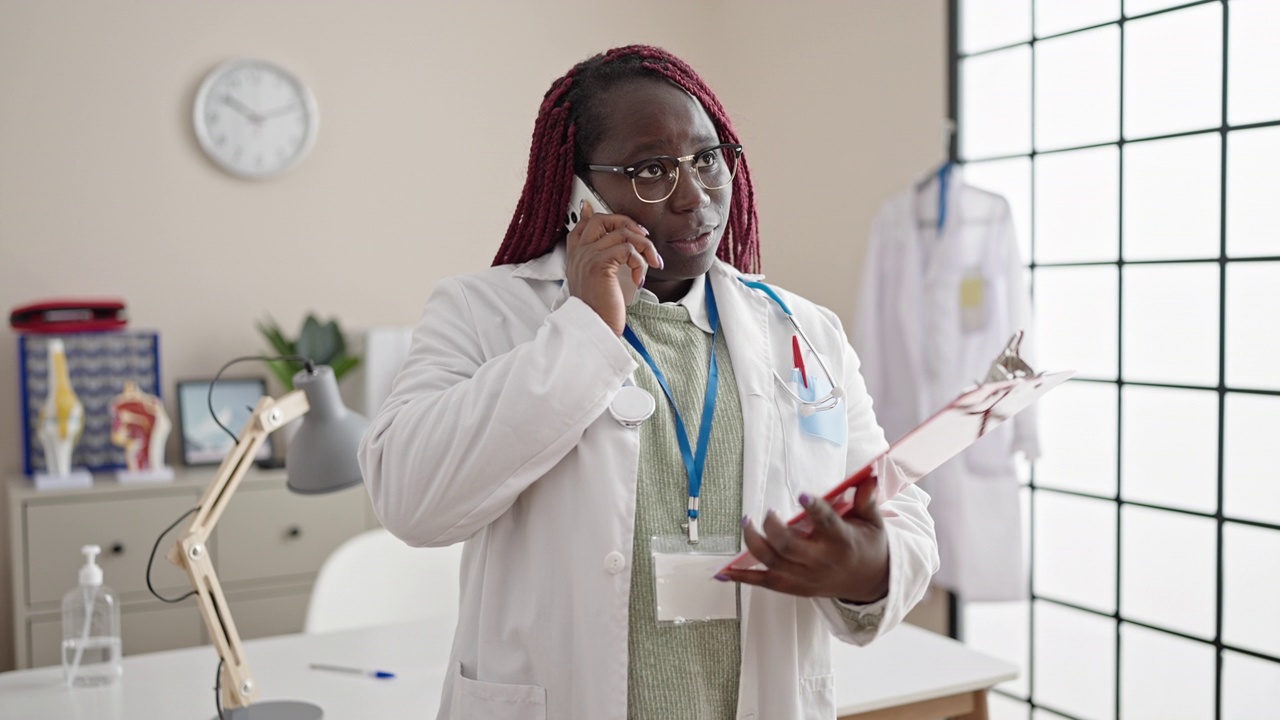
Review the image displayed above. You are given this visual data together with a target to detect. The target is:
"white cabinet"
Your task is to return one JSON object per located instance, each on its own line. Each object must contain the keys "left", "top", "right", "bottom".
{"left": 28, "top": 602, "right": 201, "bottom": 669}
{"left": 25, "top": 493, "right": 197, "bottom": 605}
{"left": 216, "top": 482, "right": 367, "bottom": 586}
{"left": 7, "top": 469, "right": 378, "bottom": 669}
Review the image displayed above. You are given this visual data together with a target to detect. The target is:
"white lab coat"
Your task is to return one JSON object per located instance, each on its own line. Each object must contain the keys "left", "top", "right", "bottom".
{"left": 855, "top": 167, "right": 1036, "bottom": 602}
{"left": 360, "top": 244, "right": 938, "bottom": 720}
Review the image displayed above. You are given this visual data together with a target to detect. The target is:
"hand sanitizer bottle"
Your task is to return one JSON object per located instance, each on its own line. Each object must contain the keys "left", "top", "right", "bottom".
{"left": 62, "top": 544, "right": 122, "bottom": 686}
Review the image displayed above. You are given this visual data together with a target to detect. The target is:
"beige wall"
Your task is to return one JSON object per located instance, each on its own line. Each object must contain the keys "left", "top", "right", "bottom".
{"left": 0, "top": 0, "right": 946, "bottom": 669}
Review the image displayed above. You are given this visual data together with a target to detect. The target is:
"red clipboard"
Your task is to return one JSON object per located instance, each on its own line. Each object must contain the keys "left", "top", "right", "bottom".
{"left": 719, "top": 333, "right": 1074, "bottom": 573}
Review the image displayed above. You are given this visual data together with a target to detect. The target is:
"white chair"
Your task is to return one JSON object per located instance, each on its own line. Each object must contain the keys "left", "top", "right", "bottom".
{"left": 305, "top": 528, "right": 463, "bottom": 634}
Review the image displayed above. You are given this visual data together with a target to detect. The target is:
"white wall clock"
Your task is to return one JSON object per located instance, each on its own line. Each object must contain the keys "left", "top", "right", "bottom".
{"left": 193, "top": 58, "right": 319, "bottom": 179}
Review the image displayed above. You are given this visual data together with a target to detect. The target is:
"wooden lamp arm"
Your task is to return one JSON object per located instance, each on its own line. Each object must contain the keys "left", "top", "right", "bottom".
{"left": 168, "top": 390, "right": 309, "bottom": 710}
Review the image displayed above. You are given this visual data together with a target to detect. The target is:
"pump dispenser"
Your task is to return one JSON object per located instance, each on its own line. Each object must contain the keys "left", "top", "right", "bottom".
{"left": 62, "top": 544, "right": 121, "bottom": 686}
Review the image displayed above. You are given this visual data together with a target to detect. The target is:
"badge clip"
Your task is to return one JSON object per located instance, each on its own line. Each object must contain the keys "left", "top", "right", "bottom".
{"left": 684, "top": 497, "right": 700, "bottom": 544}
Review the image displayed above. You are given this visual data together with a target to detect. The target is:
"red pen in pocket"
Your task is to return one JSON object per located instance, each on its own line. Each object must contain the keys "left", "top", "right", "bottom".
{"left": 791, "top": 335, "right": 809, "bottom": 389}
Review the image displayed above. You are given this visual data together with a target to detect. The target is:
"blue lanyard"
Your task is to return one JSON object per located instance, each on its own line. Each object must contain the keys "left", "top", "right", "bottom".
{"left": 621, "top": 275, "right": 720, "bottom": 542}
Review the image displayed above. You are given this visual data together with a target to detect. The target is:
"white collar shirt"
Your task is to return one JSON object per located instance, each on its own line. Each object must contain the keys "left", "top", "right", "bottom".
{"left": 633, "top": 273, "right": 713, "bottom": 334}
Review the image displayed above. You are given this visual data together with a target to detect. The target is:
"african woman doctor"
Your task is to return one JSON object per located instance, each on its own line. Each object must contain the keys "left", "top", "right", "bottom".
{"left": 358, "top": 45, "right": 938, "bottom": 720}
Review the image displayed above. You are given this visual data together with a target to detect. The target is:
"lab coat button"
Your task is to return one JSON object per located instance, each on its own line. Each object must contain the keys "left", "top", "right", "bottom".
{"left": 604, "top": 551, "right": 626, "bottom": 574}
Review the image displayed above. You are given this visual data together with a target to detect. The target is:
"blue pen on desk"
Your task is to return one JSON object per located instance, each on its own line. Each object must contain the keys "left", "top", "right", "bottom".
{"left": 310, "top": 663, "right": 396, "bottom": 679}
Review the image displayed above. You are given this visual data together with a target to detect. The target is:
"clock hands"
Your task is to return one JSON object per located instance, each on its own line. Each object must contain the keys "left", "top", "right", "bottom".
{"left": 259, "top": 103, "right": 301, "bottom": 119}
{"left": 220, "top": 94, "right": 264, "bottom": 124}
{"left": 220, "top": 95, "right": 301, "bottom": 129}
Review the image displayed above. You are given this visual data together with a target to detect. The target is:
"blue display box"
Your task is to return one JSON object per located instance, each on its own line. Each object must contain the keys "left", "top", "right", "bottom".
{"left": 18, "top": 331, "right": 161, "bottom": 476}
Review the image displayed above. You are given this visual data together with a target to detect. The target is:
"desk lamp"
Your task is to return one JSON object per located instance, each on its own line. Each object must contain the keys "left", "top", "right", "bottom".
{"left": 167, "top": 362, "right": 368, "bottom": 719}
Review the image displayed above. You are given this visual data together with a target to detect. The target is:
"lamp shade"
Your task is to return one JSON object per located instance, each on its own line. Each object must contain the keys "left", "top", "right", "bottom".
{"left": 286, "top": 365, "right": 368, "bottom": 494}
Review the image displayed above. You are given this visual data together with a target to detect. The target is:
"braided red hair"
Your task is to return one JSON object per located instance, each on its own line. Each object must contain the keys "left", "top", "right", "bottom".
{"left": 492, "top": 45, "right": 760, "bottom": 274}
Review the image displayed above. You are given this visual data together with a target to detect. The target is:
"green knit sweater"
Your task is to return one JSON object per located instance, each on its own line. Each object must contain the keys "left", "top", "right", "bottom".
{"left": 624, "top": 297, "right": 744, "bottom": 720}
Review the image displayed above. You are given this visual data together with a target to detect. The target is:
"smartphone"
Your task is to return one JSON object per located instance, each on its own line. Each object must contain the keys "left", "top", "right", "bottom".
{"left": 566, "top": 175, "right": 644, "bottom": 305}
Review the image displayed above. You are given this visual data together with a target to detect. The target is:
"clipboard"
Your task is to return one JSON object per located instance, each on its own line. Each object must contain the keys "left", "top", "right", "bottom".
{"left": 719, "top": 331, "right": 1075, "bottom": 573}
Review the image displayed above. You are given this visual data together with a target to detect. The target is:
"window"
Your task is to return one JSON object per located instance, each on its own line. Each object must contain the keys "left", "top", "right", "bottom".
{"left": 953, "top": 1, "right": 1280, "bottom": 717}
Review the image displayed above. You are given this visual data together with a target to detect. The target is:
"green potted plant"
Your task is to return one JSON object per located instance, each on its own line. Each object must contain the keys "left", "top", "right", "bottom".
{"left": 256, "top": 314, "right": 361, "bottom": 391}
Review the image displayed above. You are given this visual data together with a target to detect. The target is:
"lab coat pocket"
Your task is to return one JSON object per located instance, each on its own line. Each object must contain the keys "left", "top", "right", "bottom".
{"left": 799, "top": 673, "right": 835, "bottom": 720}
{"left": 771, "top": 382, "right": 847, "bottom": 516}
{"left": 450, "top": 661, "right": 547, "bottom": 720}
{"left": 797, "top": 372, "right": 847, "bottom": 446}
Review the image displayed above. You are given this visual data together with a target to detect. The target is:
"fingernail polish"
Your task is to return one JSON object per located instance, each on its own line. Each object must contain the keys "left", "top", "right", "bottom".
{"left": 638, "top": 224, "right": 650, "bottom": 236}
{"left": 638, "top": 277, "right": 646, "bottom": 289}
{"left": 798, "top": 493, "right": 813, "bottom": 506}
{"left": 765, "top": 508, "right": 777, "bottom": 520}
{"left": 714, "top": 573, "right": 730, "bottom": 582}
{"left": 739, "top": 515, "right": 750, "bottom": 528}
{"left": 579, "top": 199, "right": 585, "bottom": 210}
{"left": 657, "top": 255, "right": 665, "bottom": 269}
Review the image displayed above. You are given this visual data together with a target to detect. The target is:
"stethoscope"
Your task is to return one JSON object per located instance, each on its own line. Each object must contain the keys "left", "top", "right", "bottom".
{"left": 738, "top": 278, "right": 845, "bottom": 416}
{"left": 608, "top": 278, "right": 844, "bottom": 426}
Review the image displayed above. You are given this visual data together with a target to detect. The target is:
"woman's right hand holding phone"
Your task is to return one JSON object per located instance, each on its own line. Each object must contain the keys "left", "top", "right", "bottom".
{"left": 565, "top": 200, "right": 662, "bottom": 335}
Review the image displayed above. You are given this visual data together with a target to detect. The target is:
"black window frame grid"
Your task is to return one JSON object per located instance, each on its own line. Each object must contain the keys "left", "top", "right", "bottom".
{"left": 948, "top": 1, "right": 1280, "bottom": 718}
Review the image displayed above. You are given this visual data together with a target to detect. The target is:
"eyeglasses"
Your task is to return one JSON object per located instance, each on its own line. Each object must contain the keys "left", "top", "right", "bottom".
{"left": 585, "top": 143, "right": 743, "bottom": 204}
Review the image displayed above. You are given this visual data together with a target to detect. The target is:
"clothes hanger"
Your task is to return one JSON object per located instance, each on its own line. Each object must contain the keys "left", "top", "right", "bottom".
{"left": 916, "top": 119, "right": 957, "bottom": 232}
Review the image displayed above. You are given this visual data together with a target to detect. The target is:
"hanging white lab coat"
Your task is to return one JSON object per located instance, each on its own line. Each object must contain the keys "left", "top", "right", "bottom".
{"left": 855, "top": 167, "right": 1036, "bottom": 602}
{"left": 360, "top": 244, "right": 938, "bottom": 720}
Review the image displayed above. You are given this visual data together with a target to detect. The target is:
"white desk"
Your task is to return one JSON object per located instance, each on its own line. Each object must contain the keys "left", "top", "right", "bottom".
{"left": 0, "top": 621, "right": 1015, "bottom": 720}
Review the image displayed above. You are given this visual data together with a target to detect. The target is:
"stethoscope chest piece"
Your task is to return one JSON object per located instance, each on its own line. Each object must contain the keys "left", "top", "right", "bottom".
{"left": 610, "top": 385, "right": 655, "bottom": 427}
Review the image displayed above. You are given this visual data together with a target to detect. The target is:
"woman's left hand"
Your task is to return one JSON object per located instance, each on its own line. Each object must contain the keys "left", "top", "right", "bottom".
{"left": 718, "top": 476, "right": 890, "bottom": 604}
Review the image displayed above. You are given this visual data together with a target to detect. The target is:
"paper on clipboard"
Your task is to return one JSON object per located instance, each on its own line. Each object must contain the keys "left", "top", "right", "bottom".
{"left": 719, "top": 331, "right": 1075, "bottom": 573}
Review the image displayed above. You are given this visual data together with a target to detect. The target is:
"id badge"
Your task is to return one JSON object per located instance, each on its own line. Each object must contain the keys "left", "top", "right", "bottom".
{"left": 960, "top": 270, "right": 989, "bottom": 333}
{"left": 651, "top": 535, "right": 739, "bottom": 626}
